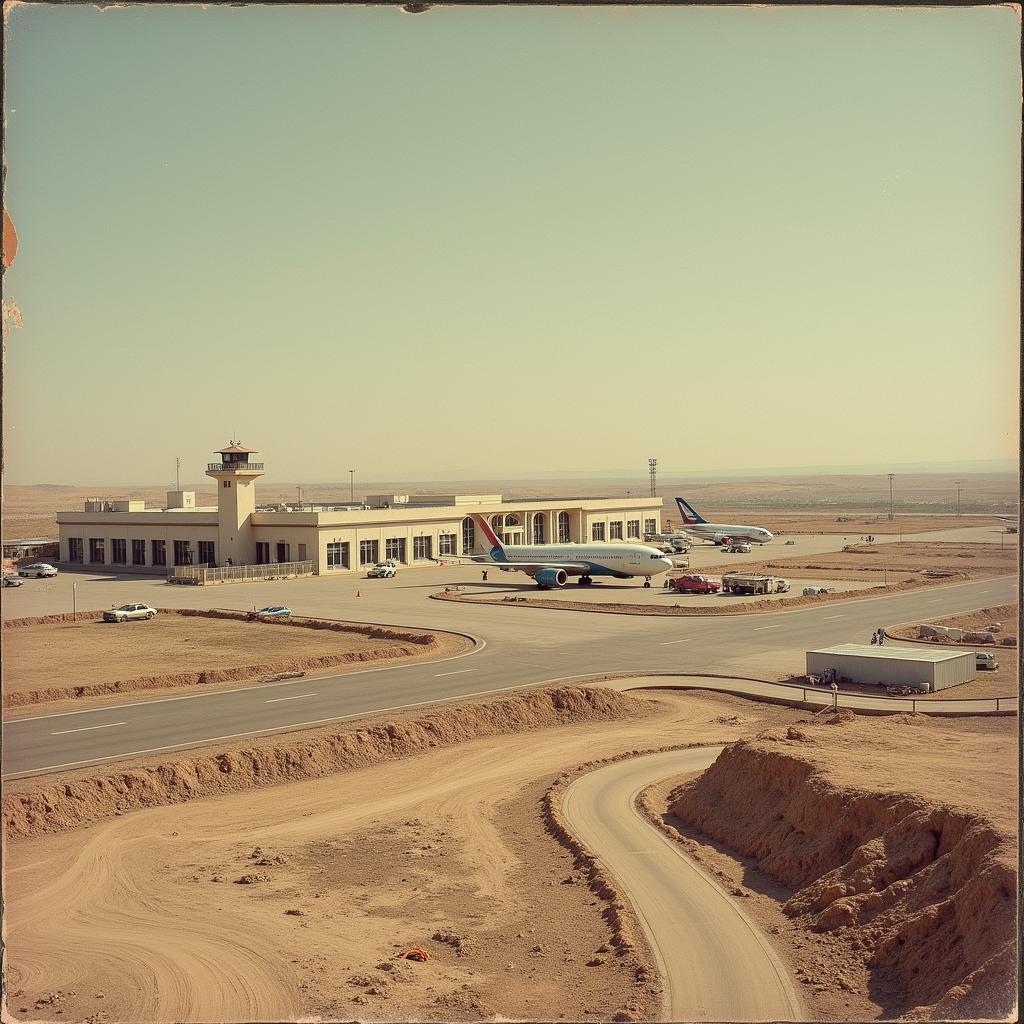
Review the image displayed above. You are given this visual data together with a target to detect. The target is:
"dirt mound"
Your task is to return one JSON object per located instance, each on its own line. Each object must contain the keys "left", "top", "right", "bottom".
{"left": 669, "top": 717, "right": 1017, "bottom": 1019}
{"left": 3, "top": 686, "right": 642, "bottom": 840}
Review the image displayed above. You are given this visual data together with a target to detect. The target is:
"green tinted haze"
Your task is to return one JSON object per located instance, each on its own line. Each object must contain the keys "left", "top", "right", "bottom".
{"left": 3, "top": 4, "right": 1020, "bottom": 484}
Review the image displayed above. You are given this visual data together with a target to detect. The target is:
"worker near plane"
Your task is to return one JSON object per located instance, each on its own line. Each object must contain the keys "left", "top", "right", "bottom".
{"left": 674, "top": 498, "right": 774, "bottom": 545}
{"left": 456, "top": 513, "right": 674, "bottom": 589}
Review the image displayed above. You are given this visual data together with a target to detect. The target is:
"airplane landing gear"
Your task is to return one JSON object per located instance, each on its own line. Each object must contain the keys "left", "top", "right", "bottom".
{"left": 577, "top": 575, "right": 593, "bottom": 586}
{"left": 643, "top": 576, "right": 652, "bottom": 588}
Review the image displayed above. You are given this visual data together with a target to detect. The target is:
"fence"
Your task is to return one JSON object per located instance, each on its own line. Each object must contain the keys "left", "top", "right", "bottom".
{"left": 168, "top": 560, "right": 315, "bottom": 585}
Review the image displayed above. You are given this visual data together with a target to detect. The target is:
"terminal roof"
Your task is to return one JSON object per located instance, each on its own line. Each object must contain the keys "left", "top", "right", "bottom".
{"left": 808, "top": 644, "right": 974, "bottom": 663}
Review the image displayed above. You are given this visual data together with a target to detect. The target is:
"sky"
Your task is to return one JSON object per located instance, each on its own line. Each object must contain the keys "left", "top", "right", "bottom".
{"left": 2, "top": 4, "right": 1020, "bottom": 486}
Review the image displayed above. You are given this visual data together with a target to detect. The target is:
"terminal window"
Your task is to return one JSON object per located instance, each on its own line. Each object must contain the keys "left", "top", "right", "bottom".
{"left": 413, "top": 536, "right": 432, "bottom": 560}
{"left": 385, "top": 538, "right": 406, "bottom": 562}
{"left": 132, "top": 539, "right": 146, "bottom": 565}
{"left": 174, "top": 541, "right": 192, "bottom": 566}
{"left": 609, "top": 521, "right": 623, "bottom": 540}
{"left": 438, "top": 534, "right": 456, "bottom": 556}
{"left": 461, "top": 517, "right": 476, "bottom": 554}
{"left": 89, "top": 538, "right": 105, "bottom": 563}
{"left": 256, "top": 542, "right": 271, "bottom": 564}
{"left": 151, "top": 540, "right": 167, "bottom": 567}
{"left": 68, "top": 538, "right": 84, "bottom": 563}
{"left": 326, "top": 541, "right": 349, "bottom": 569}
{"left": 557, "top": 511, "right": 571, "bottom": 543}
{"left": 644, "top": 518, "right": 657, "bottom": 536}
{"left": 591, "top": 523, "right": 605, "bottom": 542}
{"left": 627, "top": 520, "right": 640, "bottom": 539}
{"left": 359, "top": 539, "right": 379, "bottom": 565}
{"left": 198, "top": 541, "right": 215, "bottom": 566}
{"left": 111, "top": 539, "right": 127, "bottom": 564}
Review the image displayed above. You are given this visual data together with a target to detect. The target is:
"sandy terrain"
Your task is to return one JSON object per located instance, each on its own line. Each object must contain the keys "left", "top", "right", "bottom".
{"left": 665, "top": 713, "right": 1018, "bottom": 1020}
{"left": 2, "top": 610, "right": 469, "bottom": 712}
{"left": 4, "top": 472, "right": 1015, "bottom": 542}
{"left": 3, "top": 688, "right": 808, "bottom": 1023}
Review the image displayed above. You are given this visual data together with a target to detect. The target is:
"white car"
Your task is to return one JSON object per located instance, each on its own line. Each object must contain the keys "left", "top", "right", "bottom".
{"left": 2, "top": 574, "right": 24, "bottom": 587}
{"left": 367, "top": 562, "right": 397, "bottom": 578}
{"left": 19, "top": 563, "right": 58, "bottom": 578}
{"left": 725, "top": 543, "right": 752, "bottom": 554}
{"left": 103, "top": 603, "right": 157, "bottom": 622}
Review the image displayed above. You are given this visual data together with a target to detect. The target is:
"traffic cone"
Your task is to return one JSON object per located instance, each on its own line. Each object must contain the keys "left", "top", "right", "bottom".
{"left": 356, "top": 590, "right": 361, "bottom": 598}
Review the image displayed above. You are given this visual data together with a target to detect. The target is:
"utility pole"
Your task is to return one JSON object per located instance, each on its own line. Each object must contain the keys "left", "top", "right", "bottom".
{"left": 349, "top": 469, "right": 355, "bottom": 504}
{"left": 175, "top": 457, "right": 181, "bottom": 492}
{"left": 955, "top": 480, "right": 962, "bottom": 517}
{"left": 648, "top": 458, "right": 658, "bottom": 498}
{"left": 887, "top": 473, "right": 895, "bottom": 521}
{"left": 297, "top": 486, "right": 303, "bottom": 509}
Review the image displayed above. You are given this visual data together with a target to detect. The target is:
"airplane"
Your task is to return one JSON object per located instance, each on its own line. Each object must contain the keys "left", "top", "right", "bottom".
{"left": 674, "top": 498, "right": 774, "bottom": 545}
{"left": 458, "top": 513, "right": 674, "bottom": 589}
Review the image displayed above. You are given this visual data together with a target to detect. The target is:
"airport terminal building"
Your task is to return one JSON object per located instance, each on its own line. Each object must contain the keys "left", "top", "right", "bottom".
{"left": 55, "top": 444, "right": 664, "bottom": 577}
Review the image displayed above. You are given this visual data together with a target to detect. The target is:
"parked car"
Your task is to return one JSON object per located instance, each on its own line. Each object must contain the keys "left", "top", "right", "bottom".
{"left": 975, "top": 652, "right": 999, "bottom": 671}
{"left": 103, "top": 603, "right": 157, "bottom": 622}
{"left": 724, "top": 543, "right": 752, "bottom": 553}
{"left": 19, "top": 563, "right": 58, "bottom": 578}
{"left": 2, "top": 574, "right": 24, "bottom": 587}
{"left": 250, "top": 606, "right": 292, "bottom": 619}
{"left": 784, "top": 539, "right": 796, "bottom": 546}
{"left": 665, "top": 574, "right": 721, "bottom": 594}
{"left": 367, "top": 562, "right": 397, "bottom": 578}
{"left": 802, "top": 585, "right": 831, "bottom": 596}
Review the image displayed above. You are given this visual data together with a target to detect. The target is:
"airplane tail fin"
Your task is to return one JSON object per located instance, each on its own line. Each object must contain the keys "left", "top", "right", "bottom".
{"left": 675, "top": 497, "right": 707, "bottom": 525}
{"left": 471, "top": 513, "right": 508, "bottom": 562}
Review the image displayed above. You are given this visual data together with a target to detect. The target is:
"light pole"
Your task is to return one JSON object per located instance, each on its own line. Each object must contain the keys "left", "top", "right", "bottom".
{"left": 349, "top": 469, "right": 355, "bottom": 504}
{"left": 955, "top": 480, "right": 962, "bottom": 517}
{"left": 887, "top": 473, "right": 895, "bottom": 521}
{"left": 648, "top": 458, "right": 658, "bottom": 498}
{"left": 72, "top": 582, "right": 77, "bottom": 616}
{"left": 296, "top": 486, "right": 303, "bottom": 509}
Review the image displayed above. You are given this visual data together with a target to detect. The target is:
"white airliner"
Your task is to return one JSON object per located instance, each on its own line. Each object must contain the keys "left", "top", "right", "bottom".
{"left": 675, "top": 498, "right": 773, "bottom": 545}
{"left": 459, "top": 514, "right": 674, "bottom": 589}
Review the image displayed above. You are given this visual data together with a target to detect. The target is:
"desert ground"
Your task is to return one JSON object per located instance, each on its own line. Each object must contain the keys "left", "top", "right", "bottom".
{"left": 4, "top": 684, "right": 1017, "bottom": 1023}
{"left": 2, "top": 611, "right": 470, "bottom": 713}
{"left": 3, "top": 471, "right": 1016, "bottom": 541}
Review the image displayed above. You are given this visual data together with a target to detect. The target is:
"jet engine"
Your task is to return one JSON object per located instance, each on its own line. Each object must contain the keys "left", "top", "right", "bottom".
{"left": 534, "top": 567, "right": 568, "bottom": 589}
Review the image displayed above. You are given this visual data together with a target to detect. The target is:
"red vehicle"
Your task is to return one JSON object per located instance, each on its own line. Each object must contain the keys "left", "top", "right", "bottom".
{"left": 665, "top": 573, "right": 721, "bottom": 594}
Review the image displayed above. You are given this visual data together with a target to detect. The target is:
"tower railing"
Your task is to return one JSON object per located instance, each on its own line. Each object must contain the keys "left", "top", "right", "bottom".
{"left": 207, "top": 462, "right": 264, "bottom": 472}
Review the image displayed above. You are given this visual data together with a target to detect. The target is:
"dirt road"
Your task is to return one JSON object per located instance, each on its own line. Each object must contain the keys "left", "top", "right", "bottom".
{"left": 563, "top": 748, "right": 805, "bottom": 1022}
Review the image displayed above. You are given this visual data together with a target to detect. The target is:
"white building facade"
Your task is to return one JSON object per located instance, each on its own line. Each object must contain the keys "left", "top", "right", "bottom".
{"left": 56, "top": 444, "right": 664, "bottom": 576}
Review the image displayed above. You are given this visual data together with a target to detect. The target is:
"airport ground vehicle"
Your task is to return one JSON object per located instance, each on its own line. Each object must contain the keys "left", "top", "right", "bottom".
{"left": 721, "top": 573, "right": 788, "bottom": 595}
{"left": 803, "top": 585, "right": 831, "bottom": 596}
{"left": 724, "top": 543, "right": 752, "bottom": 554}
{"left": 367, "top": 562, "right": 397, "bottom": 578}
{"left": 249, "top": 606, "right": 292, "bottom": 619}
{"left": 665, "top": 574, "right": 721, "bottom": 594}
{"left": 103, "top": 603, "right": 157, "bottom": 622}
{"left": 19, "top": 563, "right": 58, "bottom": 578}
{"left": 2, "top": 574, "right": 24, "bottom": 587}
{"left": 976, "top": 652, "right": 999, "bottom": 670}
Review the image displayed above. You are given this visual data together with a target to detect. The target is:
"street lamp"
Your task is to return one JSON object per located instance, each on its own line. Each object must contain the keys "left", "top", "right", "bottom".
{"left": 349, "top": 469, "right": 355, "bottom": 504}
{"left": 887, "top": 473, "right": 895, "bottom": 521}
{"left": 954, "top": 480, "right": 962, "bottom": 517}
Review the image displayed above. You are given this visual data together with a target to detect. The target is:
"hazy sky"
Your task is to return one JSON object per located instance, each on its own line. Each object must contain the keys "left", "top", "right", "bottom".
{"left": 3, "top": 4, "right": 1020, "bottom": 486}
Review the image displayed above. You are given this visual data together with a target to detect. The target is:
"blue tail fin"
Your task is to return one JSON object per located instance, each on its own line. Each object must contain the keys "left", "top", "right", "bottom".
{"left": 675, "top": 498, "right": 707, "bottom": 525}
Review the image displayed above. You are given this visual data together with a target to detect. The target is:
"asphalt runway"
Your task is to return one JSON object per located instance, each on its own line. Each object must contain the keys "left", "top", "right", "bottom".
{"left": 3, "top": 572, "right": 1016, "bottom": 779}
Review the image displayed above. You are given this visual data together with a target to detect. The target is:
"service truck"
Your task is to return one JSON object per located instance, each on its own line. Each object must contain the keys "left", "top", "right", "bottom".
{"left": 665, "top": 574, "right": 721, "bottom": 594}
{"left": 721, "top": 573, "right": 789, "bottom": 595}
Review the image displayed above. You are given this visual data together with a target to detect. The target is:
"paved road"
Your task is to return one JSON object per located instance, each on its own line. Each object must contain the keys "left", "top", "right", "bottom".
{"left": 3, "top": 574, "right": 1016, "bottom": 779}
{"left": 562, "top": 747, "right": 805, "bottom": 1022}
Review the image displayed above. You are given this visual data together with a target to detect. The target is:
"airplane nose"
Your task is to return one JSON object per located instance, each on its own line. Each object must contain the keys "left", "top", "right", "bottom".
{"left": 661, "top": 557, "right": 673, "bottom": 569}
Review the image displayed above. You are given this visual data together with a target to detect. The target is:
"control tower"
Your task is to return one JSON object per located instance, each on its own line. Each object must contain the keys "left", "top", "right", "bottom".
{"left": 206, "top": 442, "right": 265, "bottom": 566}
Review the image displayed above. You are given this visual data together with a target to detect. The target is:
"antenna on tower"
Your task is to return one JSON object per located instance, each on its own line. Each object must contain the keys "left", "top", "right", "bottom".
{"left": 175, "top": 457, "right": 181, "bottom": 492}
{"left": 648, "top": 457, "right": 658, "bottom": 497}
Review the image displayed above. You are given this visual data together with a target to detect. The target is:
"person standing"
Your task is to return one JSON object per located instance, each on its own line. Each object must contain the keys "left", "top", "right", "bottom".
{"left": 830, "top": 679, "right": 839, "bottom": 710}
{"left": 482, "top": 569, "right": 488, "bottom": 582}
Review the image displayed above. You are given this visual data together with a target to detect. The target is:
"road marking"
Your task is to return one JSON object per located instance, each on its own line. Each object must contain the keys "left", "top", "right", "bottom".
{"left": 264, "top": 693, "right": 318, "bottom": 703}
{"left": 51, "top": 721, "right": 126, "bottom": 736}
{"left": 660, "top": 639, "right": 692, "bottom": 645}
{"left": 979, "top": 591, "right": 992, "bottom": 595}
{"left": 822, "top": 614, "right": 845, "bottom": 620}
{"left": 434, "top": 668, "right": 477, "bottom": 677}
{"left": 753, "top": 624, "right": 782, "bottom": 631}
